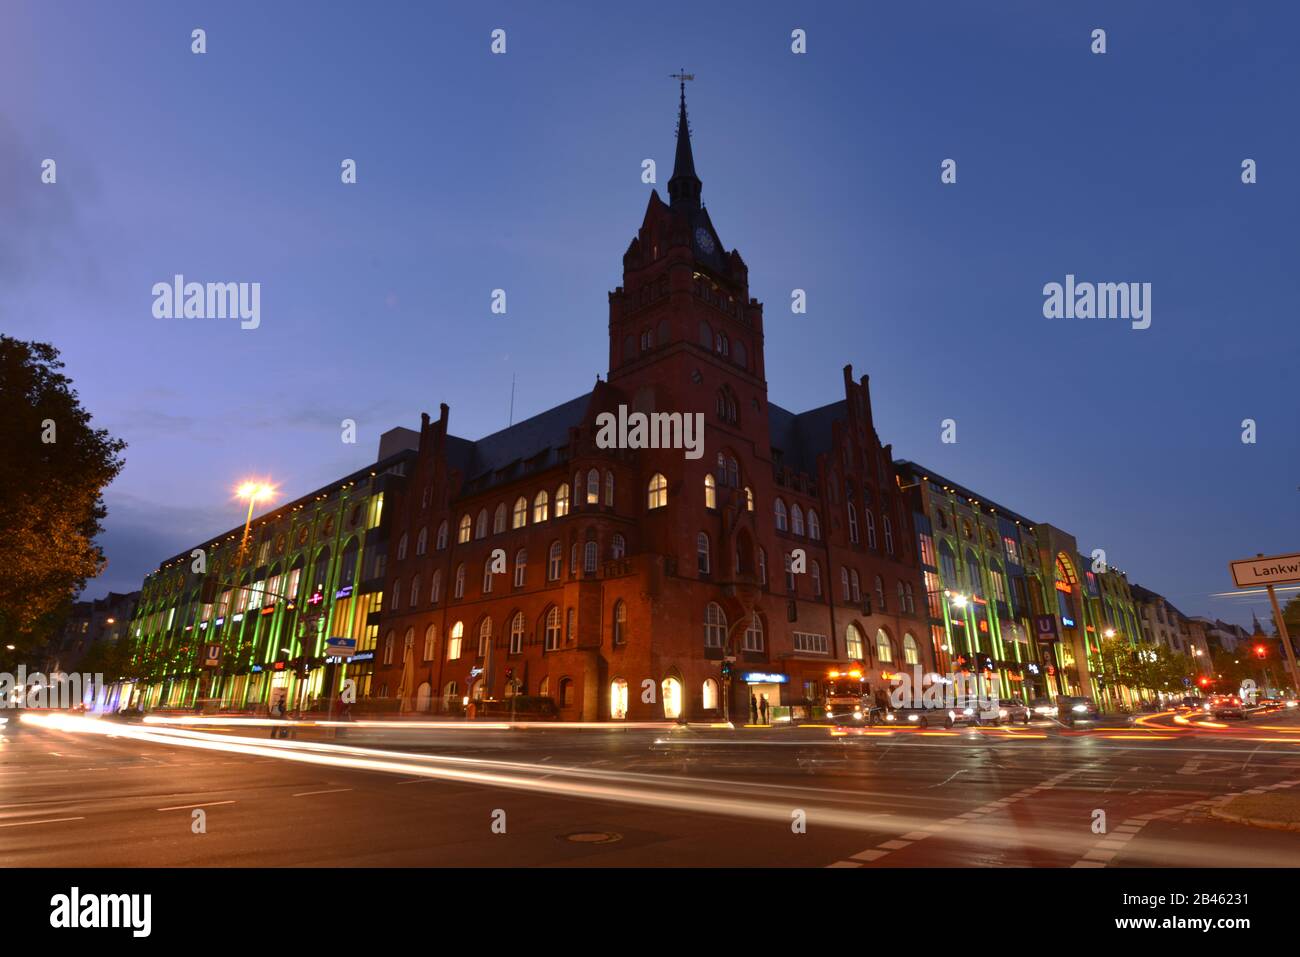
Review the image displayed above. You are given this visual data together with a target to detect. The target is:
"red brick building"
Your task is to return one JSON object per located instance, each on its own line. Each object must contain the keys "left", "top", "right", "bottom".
{"left": 371, "top": 86, "right": 930, "bottom": 722}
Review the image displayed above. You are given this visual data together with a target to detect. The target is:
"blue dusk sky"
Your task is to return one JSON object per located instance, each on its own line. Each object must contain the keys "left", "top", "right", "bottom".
{"left": 2, "top": 1, "right": 1296, "bottom": 626}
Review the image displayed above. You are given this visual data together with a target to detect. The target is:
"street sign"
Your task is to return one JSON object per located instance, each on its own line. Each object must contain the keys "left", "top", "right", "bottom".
{"left": 324, "top": 637, "right": 357, "bottom": 659}
{"left": 1033, "top": 615, "right": 1058, "bottom": 642}
{"left": 1229, "top": 552, "right": 1300, "bottom": 588}
{"left": 203, "top": 643, "right": 221, "bottom": 667}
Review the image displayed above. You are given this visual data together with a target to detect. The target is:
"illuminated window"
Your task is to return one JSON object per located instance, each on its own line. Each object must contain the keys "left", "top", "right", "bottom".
{"left": 702, "top": 678, "right": 719, "bottom": 710}
{"left": 704, "top": 602, "right": 726, "bottom": 648}
{"left": 555, "top": 483, "right": 570, "bottom": 517}
{"left": 661, "top": 677, "right": 682, "bottom": 719}
{"left": 512, "top": 497, "right": 527, "bottom": 529}
{"left": 423, "top": 624, "right": 437, "bottom": 661}
{"left": 704, "top": 473, "right": 717, "bottom": 509}
{"left": 544, "top": 607, "right": 561, "bottom": 650}
{"left": 478, "top": 618, "right": 492, "bottom": 657}
{"left": 586, "top": 469, "right": 600, "bottom": 505}
{"left": 744, "top": 487, "right": 754, "bottom": 511}
{"left": 647, "top": 473, "right": 667, "bottom": 509}
{"left": 447, "top": 621, "right": 463, "bottom": 660}
{"left": 743, "top": 613, "right": 764, "bottom": 652}
{"left": 903, "top": 633, "right": 920, "bottom": 665}
{"left": 610, "top": 678, "right": 629, "bottom": 719}
{"left": 876, "top": 629, "right": 893, "bottom": 663}
{"left": 610, "top": 533, "right": 625, "bottom": 559}
{"left": 509, "top": 612, "right": 524, "bottom": 654}
{"left": 457, "top": 515, "right": 471, "bottom": 544}
{"left": 845, "top": 623, "right": 864, "bottom": 660}
{"left": 533, "top": 491, "right": 549, "bottom": 523}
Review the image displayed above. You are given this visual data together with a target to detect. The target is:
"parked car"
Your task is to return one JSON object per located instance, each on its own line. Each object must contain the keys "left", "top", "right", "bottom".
{"left": 1028, "top": 697, "right": 1059, "bottom": 719}
{"left": 1057, "top": 696, "right": 1101, "bottom": 727}
{"left": 996, "top": 699, "right": 1032, "bottom": 724}
{"left": 1206, "top": 694, "right": 1248, "bottom": 720}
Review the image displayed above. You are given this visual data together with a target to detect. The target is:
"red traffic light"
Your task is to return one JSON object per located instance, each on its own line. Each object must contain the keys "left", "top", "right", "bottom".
{"left": 1198, "top": 676, "right": 1210, "bottom": 687}
{"left": 1254, "top": 644, "right": 1267, "bottom": 658}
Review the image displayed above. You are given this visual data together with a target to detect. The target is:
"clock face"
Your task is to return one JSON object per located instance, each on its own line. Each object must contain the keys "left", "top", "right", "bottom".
{"left": 694, "top": 226, "right": 715, "bottom": 255}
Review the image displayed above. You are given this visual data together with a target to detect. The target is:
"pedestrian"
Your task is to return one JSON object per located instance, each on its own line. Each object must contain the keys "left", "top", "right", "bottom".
{"left": 760, "top": 694, "right": 769, "bottom": 724}
{"left": 750, "top": 693, "right": 758, "bottom": 724}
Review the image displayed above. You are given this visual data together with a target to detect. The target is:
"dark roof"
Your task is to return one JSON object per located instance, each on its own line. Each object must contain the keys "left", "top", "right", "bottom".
{"left": 767, "top": 400, "right": 846, "bottom": 476}
{"left": 895, "top": 460, "right": 1038, "bottom": 527}
{"left": 452, "top": 393, "right": 590, "bottom": 484}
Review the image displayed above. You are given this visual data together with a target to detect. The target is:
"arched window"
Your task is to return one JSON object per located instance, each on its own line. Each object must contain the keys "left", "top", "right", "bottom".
{"left": 454, "top": 563, "right": 465, "bottom": 598}
{"left": 509, "top": 612, "right": 525, "bottom": 654}
{"left": 897, "top": 580, "right": 907, "bottom": 612}
{"left": 478, "top": 618, "right": 492, "bottom": 657}
{"left": 704, "top": 473, "right": 717, "bottom": 509}
{"left": 847, "top": 503, "right": 859, "bottom": 544}
{"left": 609, "top": 533, "right": 626, "bottom": 560}
{"left": 430, "top": 569, "right": 442, "bottom": 603}
{"left": 512, "top": 496, "right": 527, "bottom": 529}
{"left": 613, "top": 599, "right": 627, "bottom": 644}
{"left": 697, "top": 532, "right": 712, "bottom": 575}
{"left": 744, "top": 487, "right": 754, "bottom": 512}
{"left": 538, "top": 677, "right": 549, "bottom": 698}
{"left": 758, "top": 548, "right": 767, "bottom": 586}
{"left": 544, "top": 607, "right": 561, "bottom": 650}
{"left": 570, "top": 542, "right": 578, "bottom": 576}
{"left": 447, "top": 621, "right": 464, "bottom": 660}
{"left": 410, "top": 574, "right": 421, "bottom": 606}
{"left": 865, "top": 509, "right": 876, "bottom": 549}
{"left": 883, "top": 515, "right": 894, "bottom": 554}
{"left": 416, "top": 526, "right": 428, "bottom": 555}
{"left": 397, "top": 533, "right": 408, "bottom": 561}
{"left": 743, "top": 612, "right": 764, "bottom": 652}
{"left": 610, "top": 678, "right": 629, "bottom": 719}
{"left": 774, "top": 498, "right": 788, "bottom": 532}
{"left": 533, "top": 490, "right": 549, "bottom": 523}
{"left": 647, "top": 473, "right": 668, "bottom": 509}
{"left": 547, "top": 541, "right": 562, "bottom": 580}
{"left": 604, "top": 471, "right": 614, "bottom": 507}
{"left": 436, "top": 520, "right": 449, "bottom": 550}
{"left": 784, "top": 552, "right": 796, "bottom": 592}
{"left": 875, "top": 575, "right": 886, "bottom": 611}
{"left": 876, "top": 629, "right": 894, "bottom": 663}
{"left": 904, "top": 581, "right": 915, "bottom": 613}
{"left": 845, "top": 623, "right": 864, "bottom": 660}
{"left": 514, "top": 549, "right": 527, "bottom": 587}
{"left": 966, "top": 550, "right": 982, "bottom": 597}
{"left": 811, "top": 561, "right": 822, "bottom": 597}
{"left": 583, "top": 540, "right": 597, "bottom": 573}
{"left": 482, "top": 559, "right": 494, "bottom": 594}
{"left": 493, "top": 503, "right": 507, "bottom": 534}
{"left": 382, "top": 630, "right": 395, "bottom": 665}
{"left": 841, "top": 567, "right": 851, "bottom": 601}
{"left": 903, "top": 633, "right": 920, "bottom": 665}
{"left": 586, "top": 468, "right": 600, "bottom": 505}
{"left": 704, "top": 602, "right": 727, "bottom": 648}
{"left": 423, "top": 624, "right": 437, "bottom": 661}
{"left": 851, "top": 569, "right": 862, "bottom": 603}
{"left": 475, "top": 508, "right": 488, "bottom": 539}
{"left": 390, "top": 579, "right": 402, "bottom": 610}
{"left": 555, "top": 483, "right": 570, "bottom": 518}
{"left": 457, "top": 515, "right": 471, "bottom": 544}
{"left": 808, "top": 510, "right": 821, "bottom": 540}
{"left": 702, "top": 678, "right": 719, "bottom": 711}
{"left": 661, "top": 677, "right": 682, "bottom": 719}
{"left": 791, "top": 503, "right": 805, "bottom": 537}
{"left": 566, "top": 607, "right": 575, "bottom": 644}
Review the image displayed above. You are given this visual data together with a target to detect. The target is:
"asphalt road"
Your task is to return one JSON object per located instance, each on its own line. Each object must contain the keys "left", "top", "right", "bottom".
{"left": 4, "top": 709, "right": 1300, "bottom": 867}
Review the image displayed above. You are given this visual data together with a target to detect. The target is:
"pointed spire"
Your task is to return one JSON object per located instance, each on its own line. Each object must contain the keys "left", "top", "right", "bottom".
{"left": 668, "top": 72, "right": 702, "bottom": 210}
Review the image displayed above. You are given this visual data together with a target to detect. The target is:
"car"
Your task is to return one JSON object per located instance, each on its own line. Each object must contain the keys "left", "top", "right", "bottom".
{"left": 996, "top": 699, "right": 1032, "bottom": 724}
{"left": 1028, "top": 697, "right": 1059, "bottom": 719}
{"left": 880, "top": 707, "right": 939, "bottom": 729}
{"left": 1180, "top": 696, "right": 1205, "bottom": 709}
{"left": 1206, "top": 694, "right": 1248, "bottom": 719}
{"left": 944, "top": 701, "right": 1001, "bottom": 728}
{"left": 1057, "top": 696, "right": 1101, "bottom": 727}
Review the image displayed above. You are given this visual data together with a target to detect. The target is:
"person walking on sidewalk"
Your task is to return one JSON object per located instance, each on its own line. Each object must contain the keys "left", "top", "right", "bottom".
{"left": 750, "top": 693, "right": 759, "bottom": 725}
{"left": 759, "top": 694, "right": 769, "bottom": 725}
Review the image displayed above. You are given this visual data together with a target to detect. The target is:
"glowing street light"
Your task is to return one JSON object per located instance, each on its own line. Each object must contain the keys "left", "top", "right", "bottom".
{"left": 235, "top": 479, "right": 276, "bottom": 562}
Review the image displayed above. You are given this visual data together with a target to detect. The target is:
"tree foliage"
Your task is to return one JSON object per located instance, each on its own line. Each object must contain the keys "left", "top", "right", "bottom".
{"left": 0, "top": 336, "right": 126, "bottom": 652}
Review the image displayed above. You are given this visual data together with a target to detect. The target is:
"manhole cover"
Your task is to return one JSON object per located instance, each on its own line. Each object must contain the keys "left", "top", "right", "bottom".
{"left": 560, "top": 831, "right": 623, "bottom": 845}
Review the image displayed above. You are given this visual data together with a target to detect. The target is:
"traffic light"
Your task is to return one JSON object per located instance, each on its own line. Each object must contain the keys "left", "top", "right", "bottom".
{"left": 721, "top": 659, "right": 732, "bottom": 678}
{"left": 1198, "top": 676, "right": 1211, "bottom": 688}
{"left": 1254, "top": 644, "right": 1267, "bottom": 659}
{"left": 504, "top": 667, "right": 514, "bottom": 682}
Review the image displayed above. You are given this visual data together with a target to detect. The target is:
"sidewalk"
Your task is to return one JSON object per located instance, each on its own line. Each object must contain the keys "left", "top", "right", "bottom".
{"left": 1211, "top": 791, "right": 1300, "bottom": 832}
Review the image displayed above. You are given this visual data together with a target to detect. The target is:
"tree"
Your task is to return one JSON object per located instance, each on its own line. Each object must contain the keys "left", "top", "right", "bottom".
{"left": 0, "top": 337, "right": 126, "bottom": 654}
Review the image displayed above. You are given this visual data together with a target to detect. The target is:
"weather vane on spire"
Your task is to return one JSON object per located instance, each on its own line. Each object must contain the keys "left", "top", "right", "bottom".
{"left": 669, "top": 69, "right": 695, "bottom": 92}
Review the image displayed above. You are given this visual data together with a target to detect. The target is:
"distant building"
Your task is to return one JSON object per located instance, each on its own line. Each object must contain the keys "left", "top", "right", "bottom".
{"left": 45, "top": 591, "right": 140, "bottom": 675}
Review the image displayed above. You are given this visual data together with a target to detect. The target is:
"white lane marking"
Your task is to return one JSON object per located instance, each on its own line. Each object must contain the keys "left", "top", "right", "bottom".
{"left": 293, "top": 788, "right": 354, "bottom": 797}
{"left": 0, "top": 816, "right": 85, "bottom": 828}
{"left": 156, "top": 800, "right": 236, "bottom": 811}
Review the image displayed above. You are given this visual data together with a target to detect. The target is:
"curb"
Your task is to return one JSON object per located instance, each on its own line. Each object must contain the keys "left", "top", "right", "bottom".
{"left": 1209, "top": 807, "right": 1300, "bottom": 833}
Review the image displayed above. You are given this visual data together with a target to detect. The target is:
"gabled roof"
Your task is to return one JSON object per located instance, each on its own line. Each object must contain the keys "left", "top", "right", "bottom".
{"left": 451, "top": 393, "right": 591, "bottom": 485}
{"left": 767, "top": 400, "right": 846, "bottom": 476}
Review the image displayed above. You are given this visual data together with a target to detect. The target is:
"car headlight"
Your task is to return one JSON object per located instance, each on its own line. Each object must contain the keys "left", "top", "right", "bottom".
{"left": 999, "top": 709, "right": 1008, "bottom": 718}
{"left": 963, "top": 708, "right": 974, "bottom": 715}
{"left": 853, "top": 710, "right": 863, "bottom": 719}
{"left": 1288, "top": 701, "right": 1298, "bottom": 709}
{"left": 948, "top": 710, "right": 957, "bottom": 719}
{"left": 907, "top": 714, "right": 920, "bottom": 722}
{"left": 885, "top": 713, "right": 896, "bottom": 722}
{"left": 1072, "top": 704, "right": 1087, "bottom": 713}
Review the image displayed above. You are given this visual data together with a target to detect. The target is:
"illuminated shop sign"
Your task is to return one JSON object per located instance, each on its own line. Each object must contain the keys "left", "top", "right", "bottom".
{"left": 335, "top": 586, "right": 353, "bottom": 599}
{"left": 1061, "top": 616, "right": 1076, "bottom": 628}
{"left": 743, "top": 672, "right": 788, "bottom": 683}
